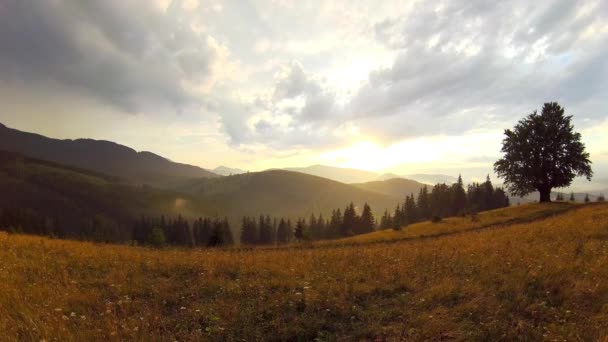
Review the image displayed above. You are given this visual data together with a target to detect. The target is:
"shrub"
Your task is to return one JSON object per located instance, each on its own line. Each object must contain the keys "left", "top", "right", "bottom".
{"left": 148, "top": 227, "right": 166, "bottom": 248}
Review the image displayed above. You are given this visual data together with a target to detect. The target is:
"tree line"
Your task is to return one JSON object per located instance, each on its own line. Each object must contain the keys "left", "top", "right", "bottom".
{"left": 379, "top": 175, "right": 509, "bottom": 230}
{"left": 132, "top": 215, "right": 233, "bottom": 247}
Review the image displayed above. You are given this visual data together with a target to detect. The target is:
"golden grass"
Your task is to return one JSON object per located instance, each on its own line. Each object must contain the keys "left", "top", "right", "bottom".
{"left": 2, "top": 203, "right": 608, "bottom": 341}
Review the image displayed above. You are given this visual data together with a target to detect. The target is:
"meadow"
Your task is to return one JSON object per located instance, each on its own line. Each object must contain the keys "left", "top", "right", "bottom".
{"left": 2, "top": 202, "right": 608, "bottom": 341}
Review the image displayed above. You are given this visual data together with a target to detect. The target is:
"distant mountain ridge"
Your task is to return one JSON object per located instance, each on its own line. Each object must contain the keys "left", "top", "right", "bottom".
{"left": 168, "top": 169, "right": 401, "bottom": 219}
{"left": 283, "top": 164, "right": 379, "bottom": 184}
{"left": 282, "top": 164, "right": 456, "bottom": 185}
{"left": 0, "top": 123, "right": 218, "bottom": 185}
{"left": 213, "top": 165, "right": 247, "bottom": 176}
{"left": 351, "top": 178, "right": 431, "bottom": 199}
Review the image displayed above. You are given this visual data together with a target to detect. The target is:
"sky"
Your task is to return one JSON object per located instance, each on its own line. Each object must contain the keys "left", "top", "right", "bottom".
{"left": 1, "top": 0, "right": 607, "bottom": 188}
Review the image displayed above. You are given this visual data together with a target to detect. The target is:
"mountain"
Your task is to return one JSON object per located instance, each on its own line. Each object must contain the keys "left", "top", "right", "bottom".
{"left": 377, "top": 173, "right": 402, "bottom": 181}
{"left": 283, "top": 164, "right": 459, "bottom": 186}
{"left": 404, "top": 174, "right": 457, "bottom": 185}
{"left": 170, "top": 170, "right": 400, "bottom": 219}
{"left": 0, "top": 152, "right": 402, "bottom": 240}
{"left": 351, "top": 178, "right": 431, "bottom": 199}
{"left": 212, "top": 165, "right": 247, "bottom": 176}
{"left": 0, "top": 123, "right": 219, "bottom": 186}
{"left": 0, "top": 150, "right": 201, "bottom": 240}
{"left": 283, "top": 164, "right": 380, "bottom": 183}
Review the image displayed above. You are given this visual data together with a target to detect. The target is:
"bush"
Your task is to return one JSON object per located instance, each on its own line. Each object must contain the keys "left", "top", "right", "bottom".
{"left": 148, "top": 227, "right": 166, "bottom": 248}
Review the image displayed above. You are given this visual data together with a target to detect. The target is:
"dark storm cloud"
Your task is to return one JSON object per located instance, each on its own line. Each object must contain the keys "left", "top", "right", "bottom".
{"left": 0, "top": 0, "right": 216, "bottom": 112}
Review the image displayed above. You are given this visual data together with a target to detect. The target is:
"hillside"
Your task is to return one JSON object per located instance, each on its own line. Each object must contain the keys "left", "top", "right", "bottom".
{"left": 0, "top": 123, "right": 219, "bottom": 186}
{"left": 171, "top": 169, "right": 400, "bottom": 219}
{"left": 2, "top": 203, "right": 607, "bottom": 340}
{"left": 0, "top": 154, "right": 402, "bottom": 240}
{"left": 283, "top": 164, "right": 380, "bottom": 183}
{"left": 351, "top": 178, "right": 430, "bottom": 199}
{"left": 0, "top": 150, "right": 204, "bottom": 240}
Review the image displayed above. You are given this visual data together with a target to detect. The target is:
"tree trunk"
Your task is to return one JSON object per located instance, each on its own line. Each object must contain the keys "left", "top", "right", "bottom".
{"left": 539, "top": 187, "right": 552, "bottom": 203}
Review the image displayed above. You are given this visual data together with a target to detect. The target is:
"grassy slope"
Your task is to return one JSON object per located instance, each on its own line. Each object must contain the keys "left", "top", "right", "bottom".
{"left": 2, "top": 203, "right": 608, "bottom": 340}
{"left": 321, "top": 201, "right": 576, "bottom": 246}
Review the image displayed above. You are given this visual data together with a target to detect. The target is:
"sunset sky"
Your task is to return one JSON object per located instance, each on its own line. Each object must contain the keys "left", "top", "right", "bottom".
{"left": 1, "top": 0, "right": 607, "bottom": 186}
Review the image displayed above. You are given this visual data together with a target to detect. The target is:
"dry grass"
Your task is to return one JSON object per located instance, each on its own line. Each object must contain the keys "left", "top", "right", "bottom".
{"left": 2, "top": 203, "right": 608, "bottom": 341}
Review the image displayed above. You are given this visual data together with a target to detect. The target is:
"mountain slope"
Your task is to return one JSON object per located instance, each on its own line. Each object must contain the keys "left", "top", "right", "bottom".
{"left": 0, "top": 150, "right": 200, "bottom": 240}
{"left": 172, "top": 170, "right": 400, "bottom": 218}
{"left": 351, "top": 178, "right": 430, "bottom": 199}
{"left": 0, "top": 123, "right": 218, "bottom": 186}
{"left": 283, "top": 164, "right": 380, "bottom": 183}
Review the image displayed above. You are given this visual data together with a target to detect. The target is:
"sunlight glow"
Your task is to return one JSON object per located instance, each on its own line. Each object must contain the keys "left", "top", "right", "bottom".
{"left": 319, "top": 132, "right": 504, "bottom": 172}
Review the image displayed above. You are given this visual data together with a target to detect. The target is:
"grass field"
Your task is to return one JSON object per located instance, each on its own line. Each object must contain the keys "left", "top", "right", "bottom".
{"left": 2, "top": 203, "right": 608, "bottom": 341}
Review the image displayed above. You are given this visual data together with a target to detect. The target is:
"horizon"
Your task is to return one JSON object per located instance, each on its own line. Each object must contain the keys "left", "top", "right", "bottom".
{"left": 1, "top": 1, "right": 607, "bottom": 188}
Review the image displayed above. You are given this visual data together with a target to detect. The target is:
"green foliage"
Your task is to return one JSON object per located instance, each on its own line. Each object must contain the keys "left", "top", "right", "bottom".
{"left": 148, "top": 227, "right": 166, "bottom": 248}
{"left": 494, "top": 102, "right": 593, "bottom": 202}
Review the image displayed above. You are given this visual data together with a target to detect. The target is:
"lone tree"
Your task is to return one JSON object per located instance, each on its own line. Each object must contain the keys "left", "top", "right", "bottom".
{"left": 494, "top": 102, "right": 592, "bottom": 202}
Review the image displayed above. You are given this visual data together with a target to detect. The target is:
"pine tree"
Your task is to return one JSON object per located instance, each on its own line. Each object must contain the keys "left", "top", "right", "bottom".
{"left": 392, "top": 205, "right": 402, "bottom": 230}
{"left": 341, "top": 203, "right": 357, "bottom": 237}
{"left": 359, "top": 203, "right": 375, "bottom": 234}
{"left": 404, "top": 194, "right": 418, "bottom": 224}
{"left": 417, "top": 185, "right": 431, "bottom": 220}
{"left": 276, "top": 218, "right": 290, "bottom": 244}
{"left": 598, "top": 194, "right": 606, "bottom": 202}
{"left": 584, "top": 193, "right": 590, "bottom": 203}
{"left": 569, "top": 192, "right": 575, "bottom": 201}
{"left": 294, "top": 218, "right": 306, "bottom": 241}
{"left": 483, "top": 175, "right": 494, "bottom": 211}
{"left": 258, "top": 215, "right": 273, "bottom": 245}
{"left": 380, "top": 209, "right": 392, "bottom": 230}
{"left": 452, "top": 174, "right": 467, "bottom": 215}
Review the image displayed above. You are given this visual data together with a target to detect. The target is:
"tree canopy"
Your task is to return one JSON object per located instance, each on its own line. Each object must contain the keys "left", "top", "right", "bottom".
{"left": 494, "top": 102, "right": 592, "bottom": 202}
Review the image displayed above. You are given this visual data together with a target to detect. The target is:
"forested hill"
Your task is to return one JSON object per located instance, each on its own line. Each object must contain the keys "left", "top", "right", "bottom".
{"left": 0, "top": 150, "right": 200, "bottom": 241}
{"left": 167, "top": 169, "right": 400, "bottom": 219}
{"left": 0, "top": 123, "right": 219, "bottom": 186}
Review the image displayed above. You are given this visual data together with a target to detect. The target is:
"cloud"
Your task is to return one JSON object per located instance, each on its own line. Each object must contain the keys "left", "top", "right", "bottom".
{"left": 0, "top": 0, "right": 221, "bottom": 113}
{"left": 1, "top": 0, "right": 607, "bottom": 174}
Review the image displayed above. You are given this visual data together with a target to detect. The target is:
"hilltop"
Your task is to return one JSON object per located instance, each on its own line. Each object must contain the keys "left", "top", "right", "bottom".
{"left": 0, "top": 123, "right": 219, "bottom": 186}
{"left": 2, "top": 203, "right": 607, "bottom": 340}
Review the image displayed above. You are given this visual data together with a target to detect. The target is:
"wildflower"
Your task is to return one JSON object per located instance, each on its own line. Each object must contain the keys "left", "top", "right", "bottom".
{"left": 70, "top": 312, "right": 76, "bottom": 317}
{"left": 180, "top": 306, "right": 186, "bottom": 310}
{"left": 295, "top": 292, "right": 302, "bottom": 296}
{"left": 54, "top": 308, "right": 62, "bottom": 312}
{"left": 62, "top": 315, "right": 69, "bottom": 321}
{"left": 80, "top": 316, "right": 86, "bottom": 320}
